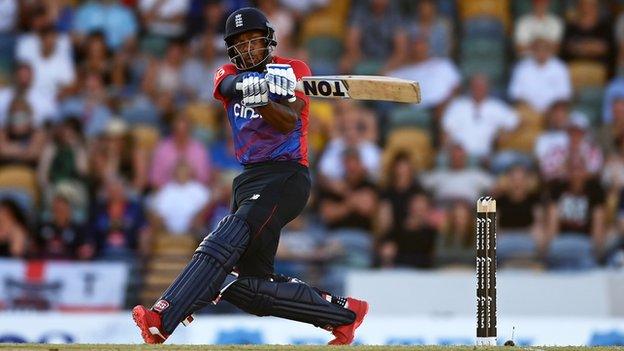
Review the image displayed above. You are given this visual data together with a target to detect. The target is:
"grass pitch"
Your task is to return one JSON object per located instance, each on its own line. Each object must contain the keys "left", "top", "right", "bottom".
{"left": 0, "top": 345, "right": 622, "bottom": 351}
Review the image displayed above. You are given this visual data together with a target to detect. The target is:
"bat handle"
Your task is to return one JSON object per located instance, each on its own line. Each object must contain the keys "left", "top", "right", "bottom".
{"left": 234, "top": 81, "right": 303, "bottom": 91}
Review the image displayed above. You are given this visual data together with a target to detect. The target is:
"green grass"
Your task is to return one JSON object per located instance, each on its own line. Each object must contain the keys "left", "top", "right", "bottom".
{"left": 0, "top": 346, "right": 622, "bottom": 351}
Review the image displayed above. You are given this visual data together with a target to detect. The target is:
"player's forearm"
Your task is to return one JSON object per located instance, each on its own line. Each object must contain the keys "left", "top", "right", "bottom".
{"left": 255, "top": 100, "right": 297, "bottom": 133}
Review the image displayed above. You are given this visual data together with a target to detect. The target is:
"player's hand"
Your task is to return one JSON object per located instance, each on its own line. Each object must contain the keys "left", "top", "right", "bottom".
{"left": 265, "top": 64, "right": 296, "bottom": 102}
{"left": 241, "top": 72, "right": 269, "bottom": 108}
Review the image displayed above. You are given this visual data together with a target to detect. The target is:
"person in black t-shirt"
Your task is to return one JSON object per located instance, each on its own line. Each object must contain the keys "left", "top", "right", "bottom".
{"left": 318, "top": 148, "right": 378, "bottom": 267}
{"left": 379, "top": 193, "right": 437, "bottom": 268}
{"left": 545, "top": 159, "right": 606, "bottom": 269}
{"left": 496, "top": 164, "right": 546, "bottom": 265}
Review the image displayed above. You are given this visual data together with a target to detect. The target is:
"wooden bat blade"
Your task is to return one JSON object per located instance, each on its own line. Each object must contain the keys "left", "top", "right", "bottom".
{"left": 299, "top": 75, "right": 421, "bottom": 103}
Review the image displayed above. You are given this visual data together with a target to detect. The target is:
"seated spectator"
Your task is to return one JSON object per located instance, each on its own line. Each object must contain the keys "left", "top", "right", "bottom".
{"left": 407, "top": 0, "right": 452, "bottom": 57}
{"left": 149, "top": 112, "right": 210, "bottom": 188}
{"left": 0, "top": 199, "right": 29, "bottom": 258}
{"left": 318, "top": 102, "right": 381, "bottom": 181}
{"left": 257, "top": 0, "right": 295, "bottom": 56}
{"left": 442, "top": 73, "right": 519, "bottom": 161}
{"left": 89, "top": 119, "right": 148, "bottom": 192}
{"left": 75, "top": 32, "right": 114, "bottom": 83}
{"left": 565, "top": 114, "right": 603, "bottom": 177}
{"left": 603, "top": 78, "right": 624, "bottom": 124}
{"left": 139, "top": 0, "right": 190, "bottom": 39}
{"left": 90, "top": 175, "right": 149, "bottom": 260}
{"left": 602, "top": 100, "right": 624, "bottom": 192}
{"left": 149, "top": 160, "right": 211, "bottom": 235}
{"left": 0, "top": 97, "right": 46, "bottom": 168}
{"left": 181, "top": 32, "right": 228, "bottom": 103}
{"left": 16, "top": 24, "right": 75, "bottom": 99}
{"left": 142, "top": 38, "right": 186, "bottom": 104}
{"left": 535, "top": 100, "right": 573, "bottom": 180}
{"left": 340, "top": 0, "right": 407, "bottom": 74}
{"left": 508, "top": 36, "right": 572, "bottom": 114}
{"left": 421, "top": 143, "right": 494, "bottom": 205}
{"left": 60, "top": 71, "right": 113, "bottom": 137}
{"left": 37, "top": 192, "right": 94, "bottom": 260}
{"left": 318, "top": 149, "right": 378, "bottom": 267}
{"left": 72, "top": 0, "right": 138, "bottom": 51}
{"left": 495, "top": 164, "right": 546, "bottom": 265}
{"left": 0, "top": 62, "right": 58, "bottom": 127}
{"left": 388, "top": 33, "right": 460, "bottom": 109}
{"left": 37, "top": 118, "right": 89, "bottom": 191}
{"left": 378, "top": 152, "right": 424, "bottom": 241}
{"left": 379, "top": 193, "right": 438, "bottom": 269}
{"left": 561, "top": 0, "right": 615, "bottom": 76}
{"left": 545, "top": 159, "right": 606, "bottom": 269}
{"left": 514, "top": 0, "right": 564, "bottom": 56}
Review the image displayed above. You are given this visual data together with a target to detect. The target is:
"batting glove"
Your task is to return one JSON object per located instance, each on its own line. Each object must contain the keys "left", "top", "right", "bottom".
{"left": 241, "top": 72, "right": 269, "bottom": 108}
{"left": 266, "top": 64, "right": 297, "bottom": 102}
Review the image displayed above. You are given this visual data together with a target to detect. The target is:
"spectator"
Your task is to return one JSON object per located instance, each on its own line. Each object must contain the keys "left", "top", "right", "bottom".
{"left": 420, "top": 143, "right": 494, "bottom": 205}
{"left": 139, "top": 0, "right": 190, "bottom": 39}
{"left": 0, "top": 97, "right": 46, "bottom": 168}
{"left": 377, "top": 152, "right": 424, "bottom": 242}
{"left": 73, "top": 0, "right": 138, "bottom": 51}
{"left": 565, "top": 113, "right": 603, "bottom": 177}
{"left": 408, "top": 0, "right": 453, "bottom": 57}
{"left": 89, "top": 119, "right": 149, "bottom": 192}
{"left": 379, "top": 193, "right": 438, "bottom": 269}
{"left": 0, "top": 199, "right": 29, "bottom": 258}
{"left": 388, "top": 33, "right": 460, "bottom": 109}
{"left": 149, "top": 111, "right": 210, "bottom": 188}
{"left": 602, "top": 99, "right": 624, "bottom": 192}
{"left": 181, "top": 31, "right": 228, "bottom": 103}
{"left": 495, "top": 164, "right": 546, "bottom": 265}
{"left": 545, "top": 158, "right": 606, "bottom": 269}
{"left": 149, "top": 160, "right": 211, "bottom": 235}
{"left": 16, "top": 24, "right": 75, "bottom": 99}
{"left": 514, "top": 0, "right": 564, "bottom": 56}
{"left": 318, "top": 149, "right": 378, "bottom": 267}
{"left": 90, "top": 175, "right": 149, "bottom": 259}
{"left": 340, "top": 0, "right": 407, "bottom": 74}
{"left": 318, "top": 102, "right": 381, "bottom": 181}
{"left": 561, "top": 0, "right": 615, "bottom": 76}
{"left": 257, "top": 0, "right": 295, "bottom": 56}
{"left": 319, "top": 148, "right": 378, "bottom": 232}
{"left": 142, "top": 38, "right": 186, "bottom": 110}
{"left": 37, "top": 192, "right": 94, "bottom": 260}
{"left": 37, "top": 118, "right": 89, "bottom": 191}
{"left": 535, "top": 100, "right": 573, "bottom": 180}
{"left": 76, "top": 32, "right": 113, "bottom": 82}
{"left": 442, "top": 74, "right": 519, "bottom": 160}
{"left": 603, "top": 78, "right": 624, "bottom": 124}
{"left": 60, "top": 71, "right": 113, "bottom": 137}
{"left": 0, "top": 62, "right": 58, "bottom": 127}
{"left": 508, "top": 37, "right": 572, "bottom": 114}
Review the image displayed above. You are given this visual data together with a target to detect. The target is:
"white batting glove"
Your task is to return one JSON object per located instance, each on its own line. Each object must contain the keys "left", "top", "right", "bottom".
{"left": 266, "top": 64, "right": 297, "bottom": 102}
{"left": 241, "top": 72, "right": 269, "bottom": 108}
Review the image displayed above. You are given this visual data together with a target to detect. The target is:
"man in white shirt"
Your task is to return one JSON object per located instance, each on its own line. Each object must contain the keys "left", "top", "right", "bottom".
{"left": 150, "top": 160, "right": 210, "bottom": 235}
{"left": 514, "top": 0, "right": 563, "bottom": 55}
{"left": 388, "top": 34, "right": 461, "bottom": 109}
{"left": 318, "top": 104, "right": 381, "bottom": 181}
{"left": 15, "top": 25, "right": 75, "bottom": 99}
{"left": 508, "top": 37, "right": 571, "bottom": 114}
{"left": 443, "top": 74, "right": 519, "bottom": 160}
{"left": 0, "top": 62, "right": 57, "bottom": 127}
{"left": 420, "top": 143, "right": 494, "bottom": 205}
{"left": 139, "top": 0, "right": 190, "bottom": 38}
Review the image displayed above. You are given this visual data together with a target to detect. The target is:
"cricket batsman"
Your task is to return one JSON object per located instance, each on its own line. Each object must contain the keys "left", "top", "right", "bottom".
{"left": 131, "top": 7, "right": 369, "bottom": 345}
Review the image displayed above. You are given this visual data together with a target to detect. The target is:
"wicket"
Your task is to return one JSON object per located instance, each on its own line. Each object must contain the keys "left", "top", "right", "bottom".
{"left": 476, "top": 196, "right": 497, "bottom": 346}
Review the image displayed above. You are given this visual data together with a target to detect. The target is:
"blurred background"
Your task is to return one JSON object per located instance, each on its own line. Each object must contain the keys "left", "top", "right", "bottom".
{"left": 1, "top": 0, "right": 624, "bottom": 346}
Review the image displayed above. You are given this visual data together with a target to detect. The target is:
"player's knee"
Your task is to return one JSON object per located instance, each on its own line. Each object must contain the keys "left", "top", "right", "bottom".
{"left": 195, "top": 215, "right": 251, "bottom": 265}
{"left": 224, "top": 277, "right": 273, "bottom": 316}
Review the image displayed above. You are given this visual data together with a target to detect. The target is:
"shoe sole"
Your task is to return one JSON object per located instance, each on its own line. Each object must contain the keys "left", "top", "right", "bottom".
{"left": 132, "top": 306, "right": 164, "bottom": 344}
{"left": 328, "top": 301, "right": 370, "bottom": 345}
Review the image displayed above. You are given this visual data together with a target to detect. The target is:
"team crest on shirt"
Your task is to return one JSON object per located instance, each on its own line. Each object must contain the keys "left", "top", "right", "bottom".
{"left": 214, "top": 67, "right": 226, "bottom": 83}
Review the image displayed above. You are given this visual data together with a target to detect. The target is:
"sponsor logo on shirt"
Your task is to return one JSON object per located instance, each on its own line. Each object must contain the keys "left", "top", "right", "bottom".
{"left": 233, "top": 103, "right": 262, "bottom": 119}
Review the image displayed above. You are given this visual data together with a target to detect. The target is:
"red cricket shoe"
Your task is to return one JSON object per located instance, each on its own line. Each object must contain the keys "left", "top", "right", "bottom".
{"left": 132, "top": 305, "right": 169, "bottom": 344}
{"left": 328, "top": 297, "right": 369, "bottom": 345}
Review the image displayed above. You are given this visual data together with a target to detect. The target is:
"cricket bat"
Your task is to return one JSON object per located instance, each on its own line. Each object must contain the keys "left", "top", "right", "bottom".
{"left": 236, "top": 75, "right": 421, "bottom": 103}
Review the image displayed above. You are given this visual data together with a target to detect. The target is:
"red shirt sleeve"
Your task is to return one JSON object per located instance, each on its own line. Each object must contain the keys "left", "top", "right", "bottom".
{"left": 287, "top": 59, "right": 311, "bottom": 105}
{"left": 212, "top": 63, "right": 238, "bottom": 103}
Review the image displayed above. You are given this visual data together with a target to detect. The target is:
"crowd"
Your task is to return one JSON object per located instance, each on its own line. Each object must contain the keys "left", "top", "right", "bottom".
{"left": 2, "top": 0, "right": 624, "bottom": 296}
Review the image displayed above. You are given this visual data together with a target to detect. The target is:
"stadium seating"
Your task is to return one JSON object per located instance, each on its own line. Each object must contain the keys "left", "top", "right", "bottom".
{"left": 568, "top": 61, "right": 608, "bottom": 90}
{"left": 458, "top": 0, "right": 511, "bottom": 29}
{"left": 0, "top": 166, "right": 38, "bottom": 202}
{"left": 383, "top": 128, "right": 434, "bottom": 173}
